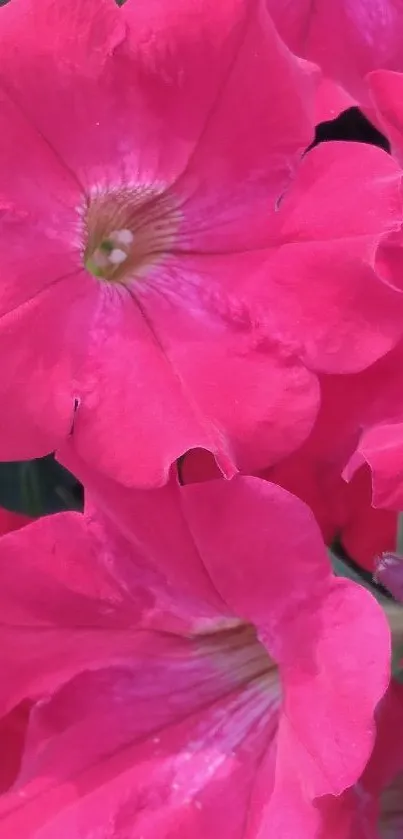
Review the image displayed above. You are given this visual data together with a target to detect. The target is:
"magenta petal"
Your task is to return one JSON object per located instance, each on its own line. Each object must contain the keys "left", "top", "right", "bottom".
{"left": 180, "top": 476, "right": 332, "bottom": 638}
{"left": 174, "top": 1, "right": 318, "bottom": 250}
{"left": 0, "top": 0, "right": 315, "bottom": 194}
{"left": 0, "top": 510, "right": 161, "bottom": 715}
{"left": 164, "top": 327, "right": 320, "bottom": 475}
{"left": 258, "top": 142, "right": 403, "bottom": 373}
{"left": 0, "top": 259, "right": 320, "bottom": 481}
{"left": 0, "top": 0, "right": 242, "bottom": 187}
{"left": 0, "top": 267, "right": 222, "bottom": 474}
{"left": 181, "top": 477, "right": 391, "bottom": 792}
{"left": 0, "top": 87, "right": 80, "bottom": 317}
{"left": 351, "top": 422, "right": 403, "bottom": 510}
{"left": 70, "top": 289, "right": 319, "bottom": 484}
{"left": 0, "top": 671, "right": 278, "bottom": 839}
{"left": 70, "top": 294, "right": 231, "bottom": 487}
{"left": 267, "top": 0, "right": 403, "bottom": 106}
{"left": 0, "top": 282, "right": 88, "bottom": 459}
{"left": 314, "top": 77, "right": 356, "bottom": 123}
{"left": 278, "top": 580, "right": 390, "bottom": 795}
{"left": 370, "top": 69, "right": 403, "bottom": 165}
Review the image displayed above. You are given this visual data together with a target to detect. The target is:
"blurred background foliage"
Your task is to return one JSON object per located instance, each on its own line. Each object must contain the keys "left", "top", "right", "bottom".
{"left": 0, "top": 456, "right": 83, "bottom": 517}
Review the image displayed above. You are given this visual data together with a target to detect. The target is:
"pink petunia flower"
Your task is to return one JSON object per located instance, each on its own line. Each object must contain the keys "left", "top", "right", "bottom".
{"left": 1, "top": 1, "right": 403, "bottom": 486}
{"left": 0, "top": 472, "right": 390, "bottom": 837}
{"left": 266, "top": 0, "right": 403, "bottom": 108}
{"left": 0, "top": 0, "right": 323, "bottom": 487}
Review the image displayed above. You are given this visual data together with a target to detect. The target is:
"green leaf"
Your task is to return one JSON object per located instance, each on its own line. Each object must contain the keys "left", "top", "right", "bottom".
{"left": 0, "top": 456, "right": 83, "bottom": 517}
{"left": 115, "top": 0, "right": 128, "bottom": 5}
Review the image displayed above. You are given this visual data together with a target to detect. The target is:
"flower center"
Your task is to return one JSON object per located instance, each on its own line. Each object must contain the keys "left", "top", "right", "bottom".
{"left": 87, "top": 228, "right": 134, "bottom": 277}
{"left": 199, "top": 620, "right": 279, "bottom": 693}
{"left": 83, "top": 186, "right": 180, "bottom": 284}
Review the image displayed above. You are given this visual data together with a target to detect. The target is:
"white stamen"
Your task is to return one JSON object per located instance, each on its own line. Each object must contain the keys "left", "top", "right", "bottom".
{"left": 109, "top": 248, "right": 128, "bottom": 265}
{"left": 110, "top": 228, "right": 134, "bottom": 246}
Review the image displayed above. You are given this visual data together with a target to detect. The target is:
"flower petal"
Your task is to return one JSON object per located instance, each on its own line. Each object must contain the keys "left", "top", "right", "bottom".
{"left": 348, "top": 422, "right": 403, "bottom": 510}
{"left": 254, "top": 142, "right": 403, "bottom": 373}
{"left": 173, "top": 0, "right": 318, "bottom": 250}
{"left": 0, "top": 667, "right": 279, "bottom": 839}
{"left": 0, "top": 87, "right": 80, "bottom": 317}
{"left": 267, "top": 0, "right": 403, "bottom": 106}
{"left": 180, "top": 476, "right": 391, "bottom": 793}
{"left": 0, "top": 0, "right": 313, "bottom": 193}
{"left": 0, "top": 510, "right": 160, "bottom": 715}
{"left": 370, "top": 69, "right": 403, "bottom": 165}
